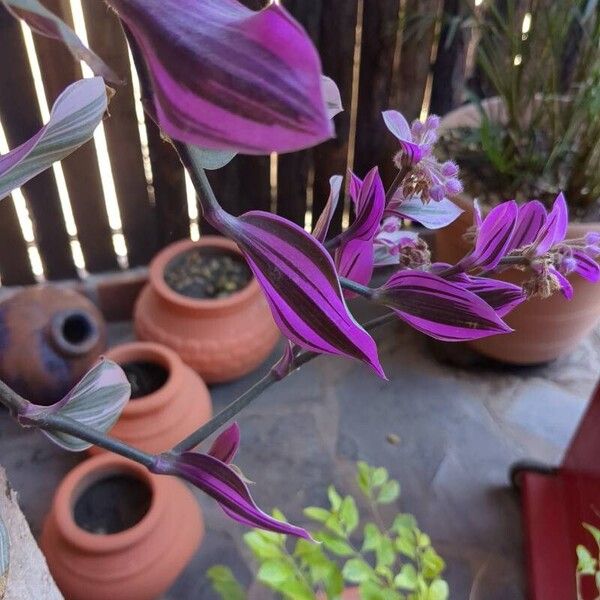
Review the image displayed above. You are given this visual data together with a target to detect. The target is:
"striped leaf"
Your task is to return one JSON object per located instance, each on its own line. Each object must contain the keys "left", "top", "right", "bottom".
{"left": 376, "top": 270, "right": 512, "bottom": 341}
{"left": 460, "top": 277, "right": 526, "bottom": 317}
{"left": 21, "top": 359, "right": 130, "bottom": 452}
{"left": 106, "top": 0, "right": 333, "bottom": 154}
{"left": 0, "top": 515, "right": 8, "bottom": 599}
{"left": 532, "top": 193, "right": 568, "bottom": 255}
{"left": 313, "top": 175, "right": 342, "bottom": 242}
{"left": 387, "top": 195, "right": 463, "bottom": 230}
{"left": 0, "top": 77, "right": 107, "bottom": 200}
{"left": 506, "top": 201, "right": 546, "bottom": 252}
{"left": 573, "top": 250, "right": 600, "bottom": 283}
{"left": 2, "top": 0, "right": 120, "bottom": 84}
{"left": 216, "top": 210, "right": 385, "bottom": 378}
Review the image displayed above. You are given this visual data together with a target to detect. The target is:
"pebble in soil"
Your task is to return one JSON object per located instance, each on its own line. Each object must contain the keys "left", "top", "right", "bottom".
{"left": 122, "top": 361, "right": 169, "bottom": 399}
{"left": 164, "top": 248, "right": 252, "bottom": 299}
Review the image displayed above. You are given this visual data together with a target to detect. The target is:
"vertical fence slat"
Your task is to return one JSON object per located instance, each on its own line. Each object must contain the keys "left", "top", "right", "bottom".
{"left": 146, "top": 122, "right": 189, "bottom": 246}
{"left": 311, "top": 0, "right": 358, "bottom": 236}
{"left": 0, "top": 5, "right": 76, "bottom": 280}
{"left": 0, "top": 201, "right": 35, "bottom": 286}
{"left": 276, "top": 0, "right": 323, "bottom": 227}
{"left": 32, "top": 0, "right": 118, "bottom": 273}
{"left": 354, "top": 0, "right": 401, "bottom": 186}
{"left": 83, "top": 1, "right": 157, "bottom": 267}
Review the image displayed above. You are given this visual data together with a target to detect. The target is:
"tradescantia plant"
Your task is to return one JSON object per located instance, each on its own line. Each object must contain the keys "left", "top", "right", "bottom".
{"left": 208, "top": 462, "right": 448, "bottom": 600}
{"left": 0, "top": 0, "right": 599, "bottom": 542}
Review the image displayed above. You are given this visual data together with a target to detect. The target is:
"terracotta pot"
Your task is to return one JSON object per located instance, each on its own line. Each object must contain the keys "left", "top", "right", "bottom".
{"left": 90, "top": 342, "right": 212, "bottom": 454}
{"left": 134, "top": 237, "right": 279, "bottom": 383}
{"left": 40, "top": 454, "right": 203, "bottom": 600}
{"left": 436, "top": 103, "right": 600, "bottom": 364}
{"left": 0, "top": 286, "right": 106, "bottom": 405}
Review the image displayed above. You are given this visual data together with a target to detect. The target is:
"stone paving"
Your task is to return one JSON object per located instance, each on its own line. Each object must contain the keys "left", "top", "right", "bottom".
{"left": 1, "top": 299, "right": 599, "bottom": 599}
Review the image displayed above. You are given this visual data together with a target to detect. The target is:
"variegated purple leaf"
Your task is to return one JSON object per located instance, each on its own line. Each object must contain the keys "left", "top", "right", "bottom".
{"left": 375, "top": 270, "right": 512, "bottom": 341}
{"left": 549, "top": 266, "right": 574, "bottom": 300}
{"left": 506, "top": 200, "right": 547, "bottom": 252}
{"left": 107, "top": 0, "right": 332, "bottom": 154}
{"left": 19, "top": 359, "right": 130, "bottom": 452}
{"left": 335, "top": 168, "right": 385, "bottom": 291}
{"left": 382, "top": 110, "right": 425, "bottom": 164}
{"left": 573, "top": 250, "right": 600, "bottom": 283}
{"left": 462, "top": 200, "right": 518, "bottom": 270}
{"left": 208, "top": 423, "right": 240, "bottom": 464}
{"left": 473, "top": 198, "right": 483, "bottom": 229}
{"left": 461, "top": 277, "right": 526, "bottom": 317}
{"left": 322, "top": 76, "right": 343, "bottom": 119}
{"left": 0, "top": 77, "right": 107, "bottom": 200}
{"left": 272, "top": 340, "right": 298, "bottom": 380}
{"left": 152, "top": 452, "right": 311, "bottom": 539}
{"left": 313, "top": 175, "right": 342, "bottom": 242}
{"left": 532, "top": 193, "right": 568, "bottom": 255}
{"left": 387, "top": 194, "right": 463, "bottom": 230}
{"left": 215, "top": 210, "right": 385, "bottom": 378}
{"left": 2, "top": 0, "right": 120, "bottom": 84}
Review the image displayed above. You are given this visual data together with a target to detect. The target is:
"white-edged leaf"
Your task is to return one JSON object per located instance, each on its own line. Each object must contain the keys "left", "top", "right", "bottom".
{"left": 188, "top": 146, "right": 237, "bottom": 171}
{"left": 23, "top": 359, "right": 130, "bottom": 452}
{"left": 322, "top": 76, "right": 343, "bottom": 118}
{"left": 0, "top": 515, "right": 8, "bottom": 598}
{"left": 2, "top": 0, "right": 120, "bottom": 84}
{"left": 389, "top": 195, "right": 463, "bottom": 230}
{"left": 0, "top": 77, "right": 107, "bottom": 200}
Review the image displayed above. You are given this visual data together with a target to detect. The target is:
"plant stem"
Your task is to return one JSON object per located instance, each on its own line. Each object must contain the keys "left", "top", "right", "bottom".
{"left": 385, "top": 165, "right": 410, "bottom": 205}
{"left": 339, "top": 277, "right": 375, "bottom": 298}
{"left": 0, "top": 379, "right": 29, "bottom": 415}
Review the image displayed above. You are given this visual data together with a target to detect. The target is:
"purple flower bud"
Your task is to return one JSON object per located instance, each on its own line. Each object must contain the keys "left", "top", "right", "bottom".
{"left": 445, "top": 178, "right": 463, "bottom": 196}
{"left": 441, "top": 161, "right": 459, "bottom": 177}
{"left": 411, "top": 120, "right": 425, "bottom": 137}
{"left": 425, "top": 115, "right": 441, "bottom": 130}
{"left": 585, "top": 232, "right": 600, "bottom": 245}
{"left": 430, "top": 185, "right": 445, "bottom": 202}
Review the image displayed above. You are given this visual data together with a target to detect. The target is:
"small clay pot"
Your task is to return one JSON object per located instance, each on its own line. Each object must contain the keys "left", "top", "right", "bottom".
{"left": 91, "top": 342, "right": 212, "bottom": 454}
{"left": 0, "top": 286, "right": 106, "bottom": 405}
{"left": 40, "top": 454, "right": 203, "bottom": 600}
{"left": 436, "top": 101, "right": 600, "bottom": 364}
{"left": 134, "top": 238, "right": 279, "bottom": 383}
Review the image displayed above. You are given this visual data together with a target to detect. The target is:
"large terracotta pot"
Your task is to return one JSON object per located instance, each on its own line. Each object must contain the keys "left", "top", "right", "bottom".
{"left": 436, "top": 103, "right": 600, "bottom": 364}
{"left": 91, "top": 341, "right": 212, "bottom": 454}
{"left": 0, "top": 286, "right": 106, "bottom": 405}
{"left": 134, "top": 237, "right": 279, "bottom": 383}
{"left": 40, "top": 454, "right": 203, "bottom": 600}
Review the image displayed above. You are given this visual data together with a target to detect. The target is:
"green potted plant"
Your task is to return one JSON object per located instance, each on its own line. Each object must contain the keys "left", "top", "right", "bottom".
{"left": 207, "top": 462, "right": 448, "bottom": 600}
{"left": 435, "top": 0, "right": 600, "bottom": 364}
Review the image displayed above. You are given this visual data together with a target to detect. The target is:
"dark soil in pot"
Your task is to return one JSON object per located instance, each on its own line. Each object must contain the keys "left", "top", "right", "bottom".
{"left": 164, "top": 247, "right": 251, "bottom": 299}
{"left": 73, "top": 474, "right": 152, "bottom": 535}
{"left": 121, "top": 361, "right": 169, "bottom": 399}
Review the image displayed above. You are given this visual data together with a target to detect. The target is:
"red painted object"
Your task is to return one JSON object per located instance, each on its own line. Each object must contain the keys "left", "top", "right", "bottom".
{"left": 519, "top": 382, "right": 600, "bottom": 600}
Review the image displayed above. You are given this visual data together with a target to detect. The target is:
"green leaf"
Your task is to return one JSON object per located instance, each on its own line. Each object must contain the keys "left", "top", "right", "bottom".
{"left": 394, "top": 564, "right": 418, "bottom": 591}
{"left": 392, "top": 514, "right": 418, "bottom": 536}
{"left": 206, "top": 566, "right": 246, "bottom": 600}
{"left": 357, "top": 461, "right": 372, "bottom": 496}
{"left": 257, "top": 559, "right": 296, "bottom": 587}
{"left": 339, "top": 496, "right": 359, "bottom": 534}
{"left": 421, "top": 548, "right": 445, "bottom": 580}
{"left": 23, "top": 359, "right": 130, "bottom": 452}
{"left": 328, "top": 486, "right": 342, "bottom": 511}
{"left": 324, "top": 564, "right": 345, "bottom": 599}
{"left": 279, "top": 579, "right": 315, "bottom": 600}
{"left": 377, "top": 481, "right": 400, "bottom": 504}
{"left": 188, "top": 146, "right": 236, "bottom": 170}
{"left": 315, "top": 532, "right": 354, "bottom": 557}
{"left": 294, "top": 538, "right": 324, "bottom": 561}
{"left": 324, "top": 514, "right": 346, "bottom": 537}
{"left": 584, "top": 523, "right": 600, "bottom": 550}
{"left": 0, "top": 515, "right": 8, "bottom": 599}
{"left": 427, "top": 580, "right": 449, "bottom": 600}
{"left": 416, "top": 532, "right": 431, "bottom": 548}
{"left": 304, "top": 507, "right": 331, "bottom": 523}
{"left": 360, "top": 580, "right": 404, "bottom": 600}
{"left": 375, "top": 536, "right": 395, "bottom": 571}
{"left": 342, "top": 558, "right": 374, "bottom": 583}
{"left": 243, "top": 531, "right": 283, "bottom": 560}
{"left": 395, "top": 536, "right": 416, "bottom": 559}
{"left": 362, "top": 523, "right": 382, "bottom": 552}
{"left": 372, "top": 467, "right": 389, "bottom": 487}
{"left": 576, "top": 545, "right": 597, "bottom": 575}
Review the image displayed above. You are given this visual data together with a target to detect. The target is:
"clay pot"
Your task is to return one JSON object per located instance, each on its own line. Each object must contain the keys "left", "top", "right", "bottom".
{"left": 0, "top": 286, "right": 106, "bottom": 405}
{"left": 89, "top": 342, "right": 212, "bottom": 454}
{"left": 134, "top": 237, "right": 279, "bottom": 383}
{"left": 40, "top": 454, "right": 203, "bottom": 600}
{"left": 436, "top": 102, "right": 600, "bottom": 364}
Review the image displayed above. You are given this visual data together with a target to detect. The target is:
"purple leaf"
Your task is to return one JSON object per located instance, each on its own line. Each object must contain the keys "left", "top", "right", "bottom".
{"left": 313, "top": 175, "right": 342, "bottom": 242}
{"left": 532, "top": 193, "right": 568, "bottom": 255}
{"left": 463, "top": 200, "right": 518, "bottom": 270}
{"left": 460, "top": 277, "right": 526, "bottom": 317}
{"left": 376, "top": 270, "right": 512, "bottom": 341}
{"left": 0, "top": 78, "right": 107, "bottom": 200}
{"left": 549, "top": 266, "right": 574, "bottom": 300}
{"left": 387, "top": 195, "right": 463, "bottom": 230}
{"left": 3, "top": 0, "right": 121, "bottom": 84}
{"left": 107, "top": 0, "right": 333, "bottom": 154}
{"left": 335, "top": 168, "right": 385, "bottom": 291}
{"left": 507, "top": 200, "right": 547, "bottom": 251}
{"left": 208, "top": 423, "right": 240, "bottom": 464}
{"left": 19, "top": 359, "right": 130, "bottom": 452}
{"left": 216, "top": 209, "right": 385, "bottom": 378}
{"left": 153, "top": 452, "right": 311, "bottom": 539}
{"left": 382, "top": 110, "right": 425, "bottom": 163}
{"left": 573, "top": 250, "right": 600, "bottom": 283}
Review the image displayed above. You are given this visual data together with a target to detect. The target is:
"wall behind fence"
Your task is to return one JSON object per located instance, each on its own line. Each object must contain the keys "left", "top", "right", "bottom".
{"left": 0, "top": 0, "right": 475, "bottom": 286}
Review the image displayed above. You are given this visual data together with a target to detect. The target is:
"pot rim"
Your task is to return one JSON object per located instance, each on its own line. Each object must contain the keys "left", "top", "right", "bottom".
{"left": 149, "top": 237, "right": 259, "bottom": 313}
{"left": 105, "top": 342, "right": 183, "bottom": 418}
{"left": 53, "top": 454, "right": 162, "bottom": 553}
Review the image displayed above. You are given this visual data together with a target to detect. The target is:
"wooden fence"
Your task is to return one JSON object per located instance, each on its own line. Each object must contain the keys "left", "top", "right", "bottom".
{"left": 0, "top": 0, "right": 476, "bottom": 286}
